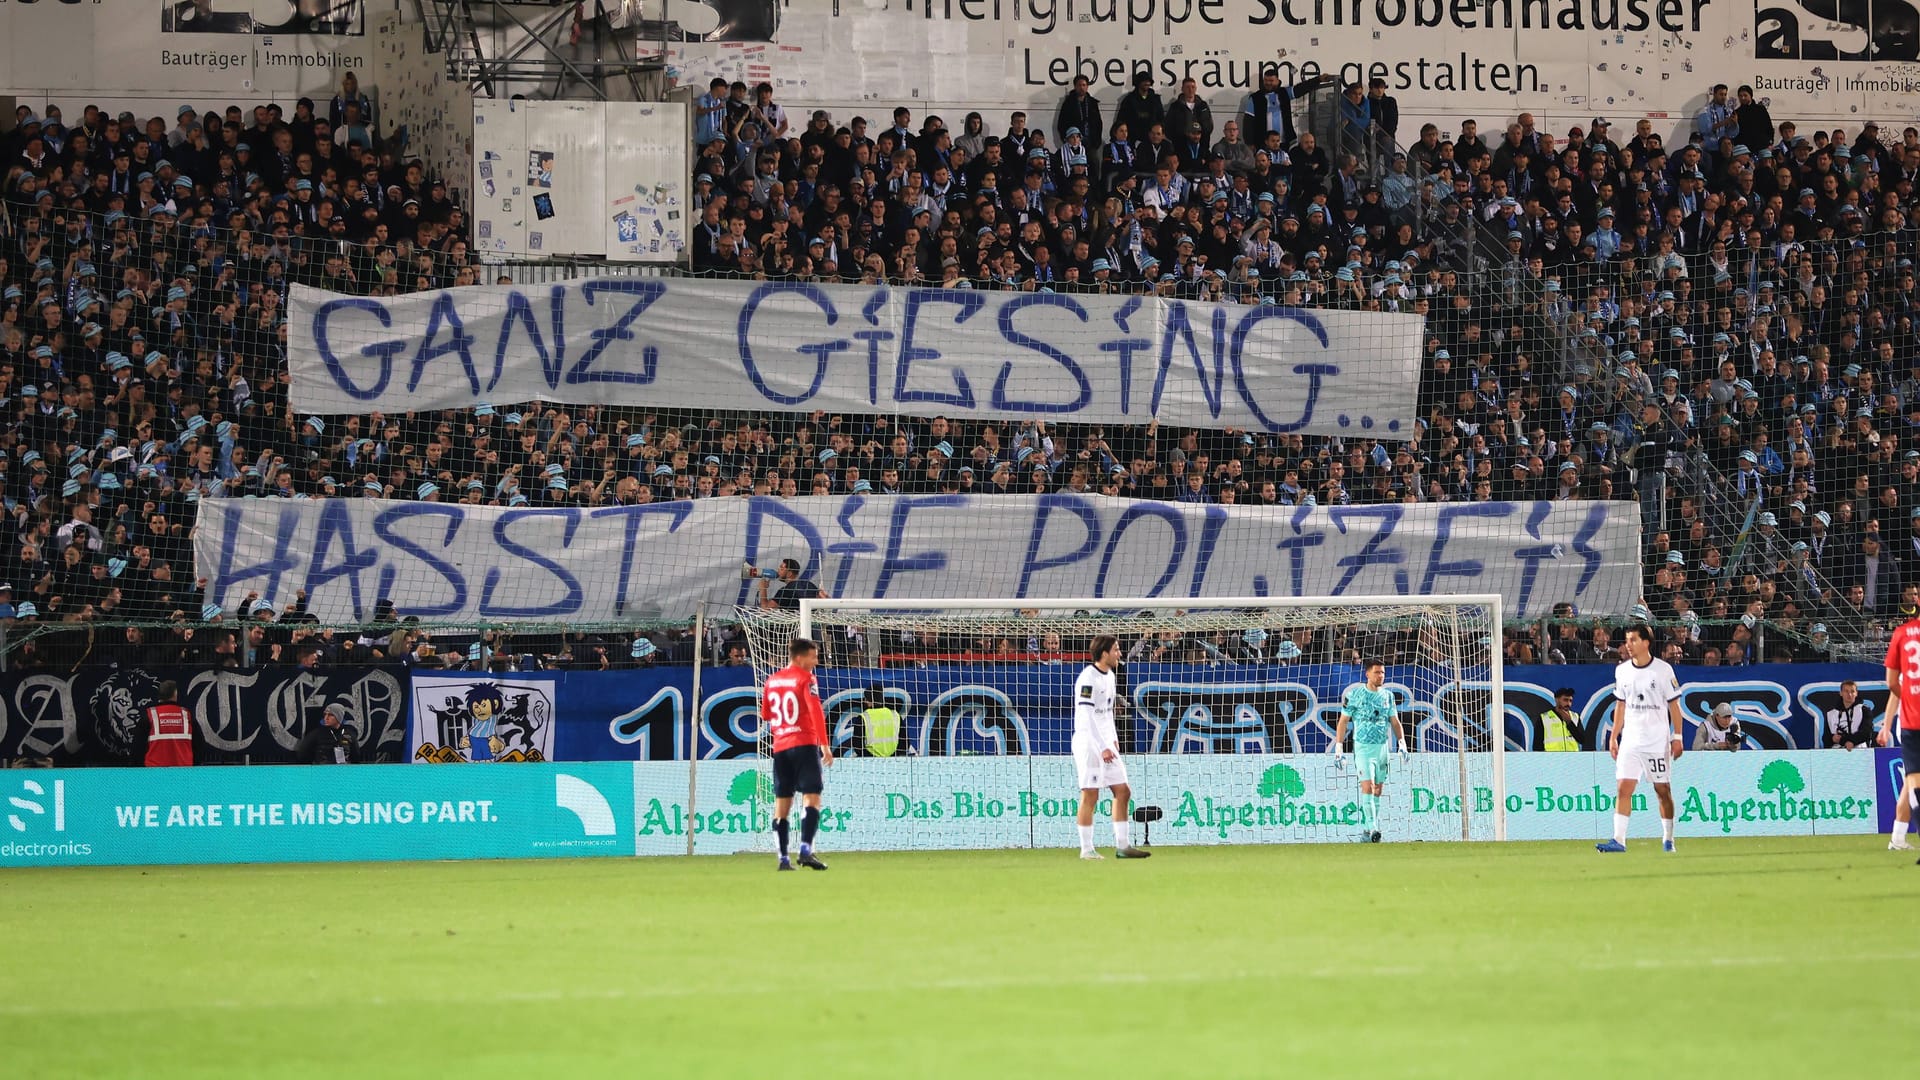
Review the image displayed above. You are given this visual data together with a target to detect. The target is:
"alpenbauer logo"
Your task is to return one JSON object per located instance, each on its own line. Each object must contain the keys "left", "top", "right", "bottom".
{"left": 1675, "top": 758, "right": 1873, "bottom": 833}
{"left": 554, "top": 773, "right": 617, "bottom": 837}
{"left": 7, "top": 778, "right": 64, "bottom": 832}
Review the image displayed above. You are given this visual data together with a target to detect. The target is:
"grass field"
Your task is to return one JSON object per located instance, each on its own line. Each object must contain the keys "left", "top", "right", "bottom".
{"left": 2, "top": 837, "right": 1911, "bottom": 1078}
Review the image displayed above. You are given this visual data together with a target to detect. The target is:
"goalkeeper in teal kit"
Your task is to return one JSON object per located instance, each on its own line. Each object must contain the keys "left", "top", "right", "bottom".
{"left": 1331, "top": 660, "right": 1406, "bottom": 843}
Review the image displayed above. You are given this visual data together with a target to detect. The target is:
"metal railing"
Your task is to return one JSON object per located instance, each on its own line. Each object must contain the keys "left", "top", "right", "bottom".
{"left": 1301, "top": 82, "right": 1430, "bottom": 243}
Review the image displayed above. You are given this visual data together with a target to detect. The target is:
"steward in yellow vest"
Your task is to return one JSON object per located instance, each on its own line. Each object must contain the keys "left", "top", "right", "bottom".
{"left": 1541, "top": 688, "right": 1586, "bottom": 751}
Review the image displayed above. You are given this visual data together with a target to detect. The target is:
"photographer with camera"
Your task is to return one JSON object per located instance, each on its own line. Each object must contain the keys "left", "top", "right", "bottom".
{"left": 1692, "top": 702, "right": 1744, "bottom": 751}
{"left": 295, "top": 703, "right": 358, "bottom": 765}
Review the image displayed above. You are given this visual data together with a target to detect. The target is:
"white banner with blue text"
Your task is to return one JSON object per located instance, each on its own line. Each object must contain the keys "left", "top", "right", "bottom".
{"left": 192, "top": 495, "right": 1641, "bottom": 623}
{"left": 287, "top": 278, "right": 1423, "bottom": 436}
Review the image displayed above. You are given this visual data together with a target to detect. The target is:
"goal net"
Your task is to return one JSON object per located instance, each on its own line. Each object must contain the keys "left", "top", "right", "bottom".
{"left": 737, "top": 596, "right": 1505, "bottom": 851}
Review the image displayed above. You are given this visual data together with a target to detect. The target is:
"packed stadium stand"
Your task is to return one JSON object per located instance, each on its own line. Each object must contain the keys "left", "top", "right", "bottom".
{"left": 4, "top": 72, "right": 1915, "bottom": 671}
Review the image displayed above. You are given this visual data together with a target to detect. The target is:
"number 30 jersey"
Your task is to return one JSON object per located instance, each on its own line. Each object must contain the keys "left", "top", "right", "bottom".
{"left": 764, "top": 665, "right": 828, "bottom": 752}
{"left": 1885, "top": 619, "right": 1920, "bottom": 732}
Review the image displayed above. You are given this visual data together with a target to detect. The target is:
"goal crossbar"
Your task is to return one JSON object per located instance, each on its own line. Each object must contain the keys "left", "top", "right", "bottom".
{"left": 797, "top": 594, "right": 1504, "bottom": 626}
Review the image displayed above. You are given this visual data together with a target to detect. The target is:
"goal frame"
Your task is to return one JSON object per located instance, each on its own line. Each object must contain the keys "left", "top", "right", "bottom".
{"left": 797, "top": 594, "right": 1507, "bottom": 841}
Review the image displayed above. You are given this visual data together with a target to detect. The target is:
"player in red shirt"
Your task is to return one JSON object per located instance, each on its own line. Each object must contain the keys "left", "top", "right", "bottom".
{"left": 143, "top": 680, "right": 194, "bottom": 767}
{"left": 762, "top": 637, "right": 833, "bottom": 870}
{"left": 1882, "top": 618, "right": 1920, "bottom": 852}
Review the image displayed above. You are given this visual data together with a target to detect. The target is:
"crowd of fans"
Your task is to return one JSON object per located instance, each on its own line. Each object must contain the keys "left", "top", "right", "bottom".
{"left": 7, "top": 66, "right": 1920, "bottom": 668}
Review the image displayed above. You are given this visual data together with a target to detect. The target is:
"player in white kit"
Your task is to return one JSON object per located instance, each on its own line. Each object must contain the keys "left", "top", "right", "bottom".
{"left": 1073, "top": 635, "right": 1149, "bottom": 860}
{"left": 1597, "top": 623, "right": 1685, "bottom": 853}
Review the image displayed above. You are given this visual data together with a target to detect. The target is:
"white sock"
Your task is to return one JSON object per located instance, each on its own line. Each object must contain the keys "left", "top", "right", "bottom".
{"left": 1895, "top": 820, "right": 1910, "bottom": 843}
{"left": 1613, "top": 813, "right": 1630, "bottom": 845}
{"left": 1661, "top": 817, "right": 1675, "bottom": 842}
{"left": 1112, "top": 820, "right": 1130, "bottom": 849}
{"left": 1078, "top": 824, "right": 1095, "bottom": 854}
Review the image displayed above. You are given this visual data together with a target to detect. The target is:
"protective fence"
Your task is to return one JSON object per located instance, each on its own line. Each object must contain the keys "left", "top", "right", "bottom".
{"left": 0, "top": 659, "right": 1885, "bottom": 766}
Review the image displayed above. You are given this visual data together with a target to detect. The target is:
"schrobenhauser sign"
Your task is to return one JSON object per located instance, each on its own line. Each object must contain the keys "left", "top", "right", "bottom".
{"left": 660, "top": 0, "right": 1920, "bottom": 133}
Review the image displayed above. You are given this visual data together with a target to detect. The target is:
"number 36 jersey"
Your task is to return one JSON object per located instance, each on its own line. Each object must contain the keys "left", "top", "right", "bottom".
{"left": 1612, "top": 656, "right": 1681, "bottom": 752}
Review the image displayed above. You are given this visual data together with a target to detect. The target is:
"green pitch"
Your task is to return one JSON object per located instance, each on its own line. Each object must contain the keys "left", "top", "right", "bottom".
{"left": 2, "top": 838, "right": 1909, "bottom": 1078}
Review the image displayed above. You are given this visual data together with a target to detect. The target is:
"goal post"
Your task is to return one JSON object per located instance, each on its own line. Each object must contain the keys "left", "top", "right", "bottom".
{"left": 737, "top": 594, "right": 1506, "bottom": 850}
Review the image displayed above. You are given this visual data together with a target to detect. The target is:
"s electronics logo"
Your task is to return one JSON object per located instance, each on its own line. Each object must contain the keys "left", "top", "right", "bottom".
{"left": 7, "top": 779, "right": 65, "bottom": 832}
{"left": 1, "top": 778, "right": 91, "bottom": 860}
